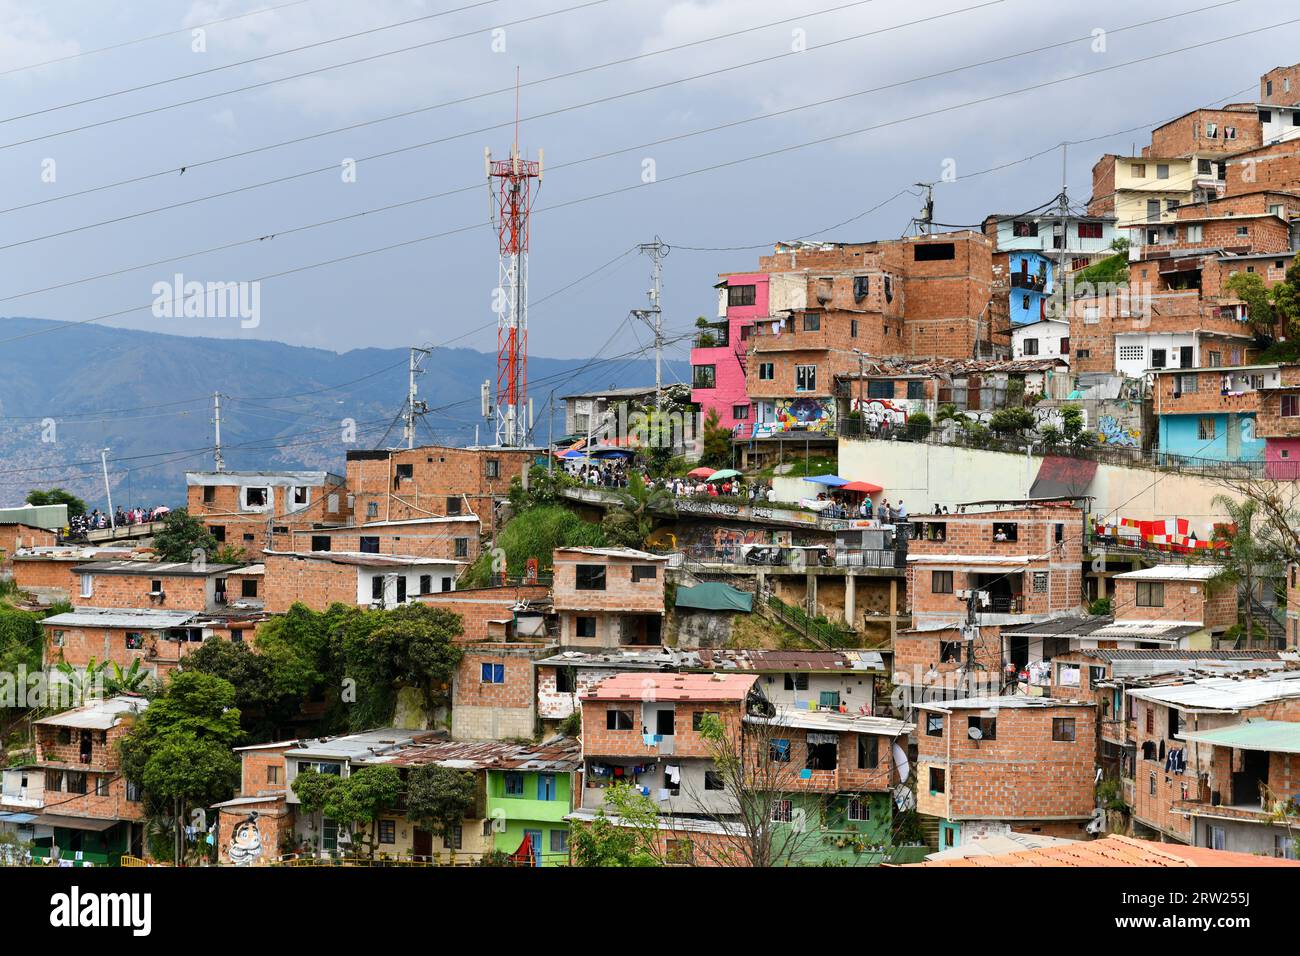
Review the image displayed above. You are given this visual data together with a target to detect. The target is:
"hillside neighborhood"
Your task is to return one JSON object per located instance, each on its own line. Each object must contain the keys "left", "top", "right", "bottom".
{"left": 9, "top": 58, "right": 1300, "bottom": 881}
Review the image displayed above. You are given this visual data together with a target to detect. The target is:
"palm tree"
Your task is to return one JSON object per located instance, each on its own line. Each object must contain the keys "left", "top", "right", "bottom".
{"left": 55, "top": 658, "right": 107, "bottom": 706}
{"left": 1211, "top": 495, "right": 1281, "bottom": 648}
{"left": 603, "top": 473, "right": 675, "bottom": 548}
{"left": 105, "top": 659, "right": 151, "bottom": 696}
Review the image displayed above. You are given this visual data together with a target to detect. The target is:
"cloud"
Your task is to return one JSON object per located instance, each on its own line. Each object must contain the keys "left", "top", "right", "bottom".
{"left": 0, "top": 0, "right": 81, "bottom": 78}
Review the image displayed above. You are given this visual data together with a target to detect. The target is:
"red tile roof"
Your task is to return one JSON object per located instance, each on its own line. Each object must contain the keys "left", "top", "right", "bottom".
{"left": 906, "top": 834, "right": 1300, "bottom": 868}
{"left": 582, "top": 672, "right": 757, "bottom": 703}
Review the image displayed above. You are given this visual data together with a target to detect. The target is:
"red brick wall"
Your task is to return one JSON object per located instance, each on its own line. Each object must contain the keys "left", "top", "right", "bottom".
{"left": 74, "top": 571, "right": 213, "bottom": 611}
{"left": 261, "top": 554, "right": 357, "bottom": 613}
{"left": 1148, "top": 108, "right": 1261, "bottom": 157}
{"left": 1112, "top": 576, "right": 1235, "bottom": 629}
{"left": 281, "top": 518, "right": 481, "bottom": 562}
{"left": 418, "top": 585, "right": 550, "bottom": 643}
{"left": 0, "top": 524, "right": 58, "bottom": 563}
{"left": 35, "top": 719, "right": 144, "bottom": 822}
{"left": 188, "top": 478, "right": 350, "bottom": 560}
{"left": 580, "top": 698, "right": 743, "bottom": 759}
{"left": 451, "top": 643, "right": 543, "bottom": 711}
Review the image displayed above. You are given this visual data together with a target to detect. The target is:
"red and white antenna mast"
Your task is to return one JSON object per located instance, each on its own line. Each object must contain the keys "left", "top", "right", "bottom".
{"left": 485, "top": 69, "right": 542, "bottom": 447}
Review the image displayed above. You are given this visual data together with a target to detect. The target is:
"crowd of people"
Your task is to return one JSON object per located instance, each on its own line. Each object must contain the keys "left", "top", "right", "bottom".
{"left": 65, "top": 505, "right": 169, "bottom": 536}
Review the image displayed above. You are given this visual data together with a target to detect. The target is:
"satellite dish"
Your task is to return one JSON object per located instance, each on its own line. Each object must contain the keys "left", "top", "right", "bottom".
{"left": 968, "top": 725, "right": 984, "bottom": 740}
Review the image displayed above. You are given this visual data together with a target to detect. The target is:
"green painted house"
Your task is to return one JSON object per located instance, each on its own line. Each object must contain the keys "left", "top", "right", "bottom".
{"left": 486, "top": 764, "right": 577, "bottom": 866}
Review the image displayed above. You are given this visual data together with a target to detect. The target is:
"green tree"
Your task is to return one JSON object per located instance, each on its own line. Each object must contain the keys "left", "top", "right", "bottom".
{"left": 323, "top": 765, "right": 403, "bottom": 859}
{"left": 183, "top": 636, "right": 305, "bottom": 742}
{"left": 291, "top": 768, "right": 339, "bottom": 856}
{"left": 463, "top": 504, "right": 606, "bottom": 587}
{"left": 905, "top": 411, "right": 932, "bottom": 441}
{"left": 151, "top": 508, "right": 218, "bottom": 563}
{"left": 118, "top": 671, "right": 243, "bottom": 865}
{"left": 1225, "top": 271, "right": 1277, "bottom": 340}
{"left": 569, "top": 782, "right": 663, "bottom": 867}
{"left": 405, "top": 764, "right": 477, "bottom": 854}
{"left": 24, "top": 488, "right": 86, "bottom": 520}
{"left": 602, "top": 472, "right": 674, "bottom": 548}
{"left": 989, "top": 407, "right": 1035, "bottom": 436}
{"left": 700, "top": 408, "right": 733, "bottom": 469}
{"left": 1211, "top": 494, "right": 1281, "bottom": 648}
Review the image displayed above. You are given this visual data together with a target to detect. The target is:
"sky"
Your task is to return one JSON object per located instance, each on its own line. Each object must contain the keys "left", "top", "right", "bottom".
{"left": 0, "top": 0, "right": 1296, "bottom": 369}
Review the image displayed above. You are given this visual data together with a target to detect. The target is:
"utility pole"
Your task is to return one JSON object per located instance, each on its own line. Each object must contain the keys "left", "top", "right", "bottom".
{"left": 914, "top": 182, "right": 935, "bottom": 236}
{"left": 100, "top": 448, "right": 115, "bottom": 530}
{"left": 632, "top": 237, "right": 671, "bottom": 414}
{"left": 403, "top": 347, "right": 431, "bottom": 449}
{"left": 1055, "top": 143, "right": 1071, "bottom": 300}
{"left": 852, "top": 348, "right": 865, "bottom": 433}
{"left": 961, "top": 585, "right": 981, "bottom": 699}
{"left": 212, "top": 391, "right": 225, "bottom": 472}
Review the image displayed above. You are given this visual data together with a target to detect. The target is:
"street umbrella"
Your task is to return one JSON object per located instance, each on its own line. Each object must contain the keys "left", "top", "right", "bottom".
{"left": 802, "top": 474, "right": 849, "bottom": 487}
{"left": 840, "top": 481, "right": 883, "bottom": 494}
{"left": 705, "top": 469, "right": 742, "bottom": 481}
{"left": 687, "top": 466, "right": 716, "bottom": 479}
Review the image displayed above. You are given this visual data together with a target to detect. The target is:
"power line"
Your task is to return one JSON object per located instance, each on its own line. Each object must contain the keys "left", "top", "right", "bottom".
{"left": 3, "top": 12, "right": 1291, "bottom": 351}
{"left": 0, "top": 0, "right": 325, "bottom": 77}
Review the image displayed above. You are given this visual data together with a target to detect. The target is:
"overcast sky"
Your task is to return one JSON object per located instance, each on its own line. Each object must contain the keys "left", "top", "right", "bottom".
{"left": 0, "top": 0, "right": 1294, "bottom": 366}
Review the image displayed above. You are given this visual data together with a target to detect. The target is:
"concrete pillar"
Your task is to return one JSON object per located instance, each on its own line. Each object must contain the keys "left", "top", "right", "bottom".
{"left": 889, "top": 579, "right": 898, "bottom": 642}
{"left": 807, "top": 571, "right": 817, "bottom": 617}
{"left": 844, "top": 572, "right": 856, "bottom": 628}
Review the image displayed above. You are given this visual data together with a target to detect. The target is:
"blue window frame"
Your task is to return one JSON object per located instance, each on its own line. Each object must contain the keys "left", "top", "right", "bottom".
{"left": 504, "top": 772, "right": 524, "bottom": 796}
{"left": 537, "top": 773, "right": 557, "bottom": 801}
{"left": 481, "top": 663, "right": 505, "bottom": 684}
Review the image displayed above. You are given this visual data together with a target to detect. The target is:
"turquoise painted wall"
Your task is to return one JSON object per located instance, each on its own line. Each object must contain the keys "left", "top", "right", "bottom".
{"left": 1158, "top": 413, "right": 1263, "bottom": 462}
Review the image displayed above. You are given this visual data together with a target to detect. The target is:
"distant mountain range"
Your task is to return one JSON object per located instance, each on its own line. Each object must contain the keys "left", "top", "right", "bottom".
{"left": 0, "top": 317, "right": 686, "bottom": 509}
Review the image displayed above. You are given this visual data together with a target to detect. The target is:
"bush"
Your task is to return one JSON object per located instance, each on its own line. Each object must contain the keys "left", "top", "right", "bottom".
{"left": 906, "top": 412, "right": 931, "bottom": 440}
{"left": 1087, "top": 596, "right": 1112, "bottom": 616}
{"left": 988, "top": 407, "right": 1035, "bottom": 436}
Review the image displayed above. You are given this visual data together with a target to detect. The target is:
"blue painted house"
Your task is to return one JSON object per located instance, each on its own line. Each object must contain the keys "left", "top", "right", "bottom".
{"left": 1154, "top": 365, "right": 1278, "bottom": 464}
{"left": 1007, "top": 251, "right": 1053, "bottom": 326}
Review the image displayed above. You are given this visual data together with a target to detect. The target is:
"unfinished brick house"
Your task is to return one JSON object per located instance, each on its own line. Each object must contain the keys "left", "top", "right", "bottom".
{"left": 44, "top": 606, "right": 209, "bottom": 674}
{"left": 30, "top": 696, "right": 148, "bottom": 865}
{"left": 9, "top": 546, "right": 136, "bottom": 605}
{"left": 1125, "top": 672, "right": 1300, "bottom": 843}
{"left": 417, "top": 582, "right": 551, "bottom": 643}
{"left": 69, "top": 559, "right": 243, "bottom": 612}
{"left": 186, "top": 470, "right": 350, "bottom": 559}
{"left": 896, "top": 501, "right": 1087, "bottom": 697}
{"left": 260, "top": 551, "right": 460, "bottom": 613}
{"left": 278, "top": 515, "right": 481, "bottom": 564}
{"left": 450, "top": 641, "right": 553, "bottom": 740}
{"left": 552, "top": 547, "right": 668, "bottom": 647}
{"left": 345, "top": 445, "right": 533, "bottom": 537}
{"left": 915, "top": 696, "right": 1098, "bottom": 851}
{"left": 1109, "top": 565, "right": 1236, "bottom": 640}
{"left": 212, "top": 740, "right": 297, "bottom": 866}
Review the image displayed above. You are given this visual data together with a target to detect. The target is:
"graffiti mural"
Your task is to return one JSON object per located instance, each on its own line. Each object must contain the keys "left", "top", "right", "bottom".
{"left": 1097, "top": 414, "right": 1140, "bottom": 447}
{"left": 227, "top": 812, "right": 265, "bottom": 866}
{"left": 852, "top": 397, "right": 922, "bottom": 427}
{"left": 753, "top": 397, "right": 834, "bottom": 437}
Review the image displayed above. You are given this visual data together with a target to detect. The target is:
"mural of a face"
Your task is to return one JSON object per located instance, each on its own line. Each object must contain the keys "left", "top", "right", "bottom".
{"left": 227, "top": 812, "right": 263, "bottom": 867}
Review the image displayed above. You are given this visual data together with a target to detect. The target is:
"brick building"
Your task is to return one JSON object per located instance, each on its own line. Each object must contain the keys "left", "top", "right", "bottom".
{"left": 450, "top": 641, "right": 553, "bottom": 741}
{"left": 30, "top": 696, "right": 148, "bottom": 865}
{"left": 0, "top": 503, "right": 66, "bottom": 567}
{"left": 260, "top": 551, "right": 460, "bottom": 613}
{"left": 345, "top": 445, "right": 534, "bottom": 537}
{"left": 9, "top": 546, "right": 137, "bottom": 605}
{"left": 418, "top": 582, "right": 551, "bottom": 643}
{"left": 212, "top": 740, "right": 297, "bottom": 866}
{"left": 69, "top": 559, "right": 242, "bottom": 613}
{"left": 279, "top": 515, "right": 481, "bottom": 564}
{"left": 691, "top": 272, "right": 770, "bottom": 437}
{"left": 186, "top": 470, "right": 350, "bottom": 559}
{"left": 915, "top": 696, "right": 1098, "bottom": 850}
{"left": 1125, "top": 672, "right": 1300, "bottom": 843}
{"left": 1151, "top": 363, "right": 1280, "bottom": 464}
{"left": 1109, "top": 565, "right": 1236, "bottom": 638}
{"left": 552, "top": 547, "right": 668, "bottom": 647}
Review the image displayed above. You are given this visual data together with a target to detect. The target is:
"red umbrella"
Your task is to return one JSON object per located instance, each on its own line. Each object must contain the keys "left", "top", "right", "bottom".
{"left": 687, "top": 467, "right": 716, "bottom": 479}
{"left": 840, "top": 481, "right": 883, "bottom": 494}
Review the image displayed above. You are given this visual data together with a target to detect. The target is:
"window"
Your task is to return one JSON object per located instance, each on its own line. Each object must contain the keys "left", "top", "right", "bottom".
{"left": 992, "top": 522, "right": 1018, "bottom": 542}
{"left": 940, "top": 641, "right": 963, "bottom": 663}
{"left": 795, "top": 365, "right": 817, "bottom": 392}
{"left": 865, "top": 379, "right": 892, "bottom": 399}
{"left": 79, "top": 574, "right": 93, "bottom": 598}
{"left": 293, "top": 486, "right": 309, "bottom": 506}
{"left": 52, "top": 630, "right": 64, "bottom": 648}
{"left": 371, "top": 576, "right": 384, "bottom": 602}
{"left": 606, "top": 709, "right": 633, "bottom": 731}
{"left": 847, "top": 797, "right": 871, "bottom": 822}
{"left": 575, "top": 565, "right": 607, "bottom": 590}
{"left": 770, "top": 738, "right": 791, "bottom": 762}
{"left": 968, "top": 716, "right": 996, "bottom": 740}
{"left": 1208, "top": 826, "right": 1226, "bottom": 851}
{"left": 1078, "top": 222, "right": 1104, "bottom": 239}
{"left": 378, "top": 819, "right": 396, "bottom": 844}
{"left": 806, "top": 733, "right": 838, "bottom": 770}
{"left": 758, "top": 362, "right": 774, "bottom": 380}
{"left": 241, "top": 578, "right": 258, "bottom": 598}
{"left": 442, "top": 825, "right": 463, "bottom": 850}
{"left": 704, "top": 771, "right": 725, "bottom": 791}
{"left": 931, "top": 570, "right": 954, "bottom": 594}
{"left": 310, "top": 535, "right": 331, "bottom": 552}
{"left": 537, "top": 774, "right": 557, "bottom": 801}
{"left": 1130, "top": 163, "right": 1146, "bottom": 177}
{"left": 907, "top": 380, "right": 925, "bottom": 400}
{"left": 66, "top": 771, "right": 87, "bottom": 795}
{"left": 1225, "top": 126, "right": 1237, "bottom": 140}
{"left": 929, "top": 768, "right": 946, "bottom": 794}
{"left": 915, "top": 241, "right": 956, "bottom": 261}
{"left": 1205, "top": 122, "right": 1218, "bottom": 138}
{"left": 1032, "top": 571, "right": 1048, "bottom": 593}
{"left": 771, "top": 798, "right": 793, "bottom": 822}
{"left": 1282, "top": 395, "right": 1300, "bottom": 417}
{"left": 125, "top": 632, "right": 144, "bottom": 650}
{"left": 1012, "top": 220, "right": 1038, "bottom": 237}
{"left": 1237, "top": 225, "right": 1249, "bottom": 237}
{"left": 691, "top": 711, "right": 719, "bottom": 732}
{"left": 366, "top": 502, "right": 380, "bottom": 519}
{"left": 1150, "top": 349, "right": 1166, "bottom": 369}
{"left": 692, "top": 365, "right": 717, "bottom": 389}
{"left": 631, "top": 565, "right": 658, "bottom": 583}
{"left": 576, "top": 616, "right": 596, "bottom": 639}
{"left": 267, "top": 765, "right": 281, "bottom": 785}
{"left": 1197, "top": 417, "right": 1216, "bottom": 441}
{"left": 1136, "top": 581, "right": 1165, "bottom": 607}
{"left": 857, "top": 736, "right": 879, "bottom": 769}
{"left": 1022, "top": 338, "right": 1039, "bottom": 356}
{"left": 732, "top": 404, "right": 750, "bottom": 420}
{"left": 783, "top": 672, "right": 808, "bottom": 691}
{"left": 1149, "top": 772, "right": 1156, "bottom": 796}
{"left": 1177, "top": 373, "right": 1198, "bottom": 394}
{"left": 95, "top": 775, "right": 111, "bottom": 797}
{"left": 359, "top": 536, "right": 379, "bottom": 554}
{"left": 126, "top": 780, "right": 142, "bottom": 802}
{"left": 1053, "top": 717, "right": 1077, "bottom": 742}
{"left": 485, "top": 459, "right": 500, "bottom": 479}
{"left": 1156, "top": 163, "right": 1170, "bottom": 179}
{"left": 1187, "top": 224, "right": 1203, "bottom": 243}
{"left": 202, "top": 485, "right": 216, "bottom": 504}
{"left": 480, "top": 662, "right": 505, "bottom": 684}
{"left": 850, "top": 319, "right": 859, "bottom": 338}
{"left": 1118, "top": 345, "right": 1143, "bottom": 363}
{"left": 728, "top": 284, "right": 756, "bottom": 307}
{"left": 454, "top": 537, "right": 469, "bottom": 559}
{"left": 1275, "top": 834, "right": 1296, "bottom": 860}
{"left": 212, "top": 525, "right": 225, "bottom": 542}
{"left": 802, "top": 314, "right": 821, "bottom": 332}
{"left": 925, "top": 714, "right": 944, "bottom": 737}
{"left": 504, "top": 772, "right": 524, "bottom": 796}
{"left": 244, "top": 486, "right": 269, "bottom": 508}
{"left": 1077, "top": 349, "right": 1092, "bottom": 359}
{"left": 550, "top": 830, "right": 570, "bottom": 854}
{"left": 446, "top": 496, "right": 462, "bottom": 516}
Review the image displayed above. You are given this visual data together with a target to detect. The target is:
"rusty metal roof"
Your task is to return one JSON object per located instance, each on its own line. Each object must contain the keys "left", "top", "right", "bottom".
{"left": 906, "top": 834, "right": 1300, "bottom": 867}
{"left": 581, "top": 672, "right": 757, "bottom": 702}
{"left": 387, "top": 736, "right": 581, "bottom": 772}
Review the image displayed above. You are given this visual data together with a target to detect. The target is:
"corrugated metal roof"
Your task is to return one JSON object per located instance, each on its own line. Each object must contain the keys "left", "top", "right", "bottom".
{"left": 0, "top": 503, "right": 68, "bottom": 530}
{"left": 1181, "top": 719, "right": 1300, "bottom": 754}
{"left": 71, "top": 560, "right": 239, "bottom": 576}
{"left": 582, "top": 672, "right": 757, "bottom": 702}
{"left": 1128, "top": 673, "right": 1300, "bottom": 712}
{"left": 906, "top": 834, "right": 1300, "bottom": 867}
{"left": 1113, "top": 565, "right": 1221, "bottom": 581}
{"left": 41, "top": 607, "right": 199, "bottom": 629}
{"left": 388, "top": 736, "right": 581, "bottom": 772}
{"left": 34, "top": 695, "right": 147, "bottom": 730}
{"left": 746, "top": 711, "right": 913, "bottom": 737}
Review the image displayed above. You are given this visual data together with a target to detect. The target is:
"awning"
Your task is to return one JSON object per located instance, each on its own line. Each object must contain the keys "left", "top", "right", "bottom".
{"left": 840, "top": 481, "right": 883, "bottom": 494}
{"left": 705, "top": 469, "right": 741, "bottom": 481}
{"left": 34, "top": 814, "right": 119, "bottom": 832}
{"left": 1181, "top": 720, "right": 1300, "bottom": 754}
{"left": 0, "top": 812, "right": 37, "bottom": 825}
{"left": 1029, "top": 456, "right": 1097, "bottom": 499}
{"left": 803, "top": 474, "right": 848, "bottom": 487}
{"left": 687, "top": 467, "right": 716, "bottom": 479}
{"left": 675, "top": 582, "right": 754, "bottom": 613}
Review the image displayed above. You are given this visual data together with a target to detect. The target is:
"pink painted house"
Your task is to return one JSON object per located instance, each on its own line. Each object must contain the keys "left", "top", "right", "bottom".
{"left": 691, "top": 273, "right": 768, "bottom": 438}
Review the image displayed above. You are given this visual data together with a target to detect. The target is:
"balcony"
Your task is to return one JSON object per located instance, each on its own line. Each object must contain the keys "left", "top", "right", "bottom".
{"left": 1010, "top": 273, "right": 1049, "bottom": 292}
